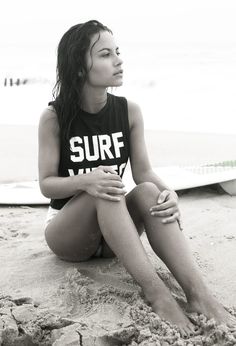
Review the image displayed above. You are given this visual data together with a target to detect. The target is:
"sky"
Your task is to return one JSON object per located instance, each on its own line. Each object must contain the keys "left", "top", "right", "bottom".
{"left": 1, "top": 0, "right": 236, "bottom": 78}
{"left": 1, "top": 0, "right": 236, "bottom": 46}
{"left": 1, "top": 0, "right": 236, "bottom": 133}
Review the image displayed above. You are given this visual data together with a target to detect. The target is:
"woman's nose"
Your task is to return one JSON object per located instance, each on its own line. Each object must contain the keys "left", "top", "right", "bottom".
{"left": 115, "top": 55, "right": 123, "bottom": 66}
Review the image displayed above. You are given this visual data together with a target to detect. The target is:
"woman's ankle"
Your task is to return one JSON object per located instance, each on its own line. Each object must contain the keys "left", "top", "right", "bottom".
{"left": 142, "top": 279, "right": 172, "bottom": 305}
{"left": 185, "top": 283, "right": 209, "bottom": 304}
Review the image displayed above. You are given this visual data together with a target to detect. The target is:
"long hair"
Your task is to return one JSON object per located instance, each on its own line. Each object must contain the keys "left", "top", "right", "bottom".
{"left": 50, "top": 20, "right": 112, "bottom": 140}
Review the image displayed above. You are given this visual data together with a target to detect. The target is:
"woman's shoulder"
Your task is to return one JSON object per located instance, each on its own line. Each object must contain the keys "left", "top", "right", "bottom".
{"left": 40, "top": 105, "right": 58, "bottom": 122}
{"left": 126, "top": 99, "right": 144, "bottom": 129}
{"left": 127, "top": 99, "right": 142, "bottom": 112}
{"left": 39, "top": 106, "right": 60, "bottom": 135}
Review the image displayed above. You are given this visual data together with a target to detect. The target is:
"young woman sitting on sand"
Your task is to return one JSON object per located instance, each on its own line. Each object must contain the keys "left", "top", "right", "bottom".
{"left": 38, "top": 20, "right": 235, "bottom": 336}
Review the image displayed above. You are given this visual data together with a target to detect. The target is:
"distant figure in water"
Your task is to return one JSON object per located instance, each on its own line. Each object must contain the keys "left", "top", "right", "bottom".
{"left": 38, "top": 19, "right": 235, "bottom": 336}
{"left": 3, "top": 77, "right": 27, "bottom": 87}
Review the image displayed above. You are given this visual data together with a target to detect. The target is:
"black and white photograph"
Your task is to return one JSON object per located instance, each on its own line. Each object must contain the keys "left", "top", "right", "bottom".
{"left": 0, "top": 1, "right": 236, "bottom": 344}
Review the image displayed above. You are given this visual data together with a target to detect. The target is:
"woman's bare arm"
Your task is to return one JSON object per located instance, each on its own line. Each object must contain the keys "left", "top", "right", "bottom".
{"left": 38, "top": 107, "right": 87, "bottom": 199}
{"left": 128, "top": 100, "right": 171, "bottom": 191}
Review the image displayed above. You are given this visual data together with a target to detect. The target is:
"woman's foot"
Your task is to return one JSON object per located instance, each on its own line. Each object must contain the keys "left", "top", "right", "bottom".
{"left": 144, "top": 286, "right": 197, "bottom": 337}
{"left": 187, "top": 289, "right": 236, "bottom": 326}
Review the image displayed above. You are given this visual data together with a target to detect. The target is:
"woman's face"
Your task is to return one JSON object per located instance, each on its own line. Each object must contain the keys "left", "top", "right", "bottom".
{"left": 84, "top": 31, "right": 123, "bottom": 88}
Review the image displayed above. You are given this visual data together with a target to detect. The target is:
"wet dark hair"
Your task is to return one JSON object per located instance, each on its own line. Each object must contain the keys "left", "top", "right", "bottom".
{"left": 50, "top": 20, "right": 112, "bottom": 140}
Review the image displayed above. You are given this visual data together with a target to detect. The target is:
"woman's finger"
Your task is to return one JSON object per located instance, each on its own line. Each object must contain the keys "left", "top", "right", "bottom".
{"left": 161, "top": 212, "right": 179, "bottom": 224}
{"left": 177, "top": 216, "right": 184, "bottom": 231}
{"left": 151, "top": 200, "right": 176, "bottom": 211}
{"left": 99, "top": 165, "right": 118, "bottom": 175}
{"left": 103, "top": 180, "right": 125, "bottom": 188}
{"left": 150, "top": 207, "right": 177, "bottom": 217}
{"left": 98, "top": 193, "right": 121, "bottom": 202}
{"left": 105, "top": 173, "right": 123, "bottom": 181}
{"left": 157, "top": 190, "right": 169, "bottom": 204}
{"left": 105, "top": 187, "right": 127, "bottom": 195}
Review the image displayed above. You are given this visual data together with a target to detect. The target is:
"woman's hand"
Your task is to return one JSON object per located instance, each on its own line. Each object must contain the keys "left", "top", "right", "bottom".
{"left": 84, "top": 165, "right": 126, "bottom": 202}
{"left": 149, "top": 190, "right": 183, "bottom": 230}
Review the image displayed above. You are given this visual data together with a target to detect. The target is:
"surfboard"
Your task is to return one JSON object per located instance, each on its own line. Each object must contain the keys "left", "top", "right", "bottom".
{"left": 0, "top": 181, "right": 49, "bottom": 205}
{"left": 123, "top": 161, "right": 236, "bottom": 195}
{"left": 0, "top": 161, "right": 236, "bottom": 205}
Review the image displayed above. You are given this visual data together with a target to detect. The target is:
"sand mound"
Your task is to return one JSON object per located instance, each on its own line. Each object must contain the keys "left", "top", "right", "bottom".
{"left": 1, "top": 259, "right": 236, "bottom": 346}
{"left": 1, "top": 190, "right": 236, "bottom": 345}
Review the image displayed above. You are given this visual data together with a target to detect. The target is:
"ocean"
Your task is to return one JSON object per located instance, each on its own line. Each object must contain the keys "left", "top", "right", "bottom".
{"left": 1, "top": 41, "right": 236, "bottom": 182}
{"left": 1, "top": 41, "right": 236, "bottom": 134}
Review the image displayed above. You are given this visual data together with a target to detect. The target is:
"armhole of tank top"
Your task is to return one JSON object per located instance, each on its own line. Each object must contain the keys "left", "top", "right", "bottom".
{"left": 122, "top": 97, "right": 131, "bottom": 156}
{"left": 46, "top": 104, "right": 56, "bottom": 113}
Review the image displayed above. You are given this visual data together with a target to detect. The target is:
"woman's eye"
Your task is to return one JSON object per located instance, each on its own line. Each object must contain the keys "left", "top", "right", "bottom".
{"left": 101, "top": 51, "right": 121, "bottom": 58}
{"left": 101, "top": 53, "right": 110, "bottom": 57}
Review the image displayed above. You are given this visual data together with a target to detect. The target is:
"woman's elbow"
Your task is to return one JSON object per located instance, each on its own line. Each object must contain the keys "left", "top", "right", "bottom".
{"left": 132, "top": 173, "right": 144, "bottom": 185}
{"left": 132, "top": 169, "right": 153, "bottom": 185}
{"left": 39, "top": 178, "right": 52, "bottom": 198}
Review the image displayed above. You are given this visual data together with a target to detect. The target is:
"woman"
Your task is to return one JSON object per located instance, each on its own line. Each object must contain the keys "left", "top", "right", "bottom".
{"left": 38, "top": 20, "right": 234, "bottom": 336}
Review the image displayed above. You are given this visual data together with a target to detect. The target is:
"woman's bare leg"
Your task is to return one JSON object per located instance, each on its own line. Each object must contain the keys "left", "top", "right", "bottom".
{"left": 45, "top": 191, "right": 195, "bottom": 335}
{"left": 95, "top": 195, "right": 195, "bottom": 335}
{"left": 126, "top": 182, "right": 235, "bottom": 325}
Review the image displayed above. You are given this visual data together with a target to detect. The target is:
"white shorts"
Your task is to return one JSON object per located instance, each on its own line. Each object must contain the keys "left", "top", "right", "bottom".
{"left": 44, "top": 206, "right": 103, "bottom": 257}
{"left": 45, "top": 206, "right": 59, "bottom": 228}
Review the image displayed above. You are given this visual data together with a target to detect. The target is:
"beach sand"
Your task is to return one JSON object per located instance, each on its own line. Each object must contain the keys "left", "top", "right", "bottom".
{"left": 0, "top": 185, "right": 236, "bottom": 345}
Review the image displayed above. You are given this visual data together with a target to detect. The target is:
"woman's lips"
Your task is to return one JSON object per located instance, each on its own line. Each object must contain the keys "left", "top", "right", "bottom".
{"left": 113, "top": 70, "right": 123, "bottom": 76}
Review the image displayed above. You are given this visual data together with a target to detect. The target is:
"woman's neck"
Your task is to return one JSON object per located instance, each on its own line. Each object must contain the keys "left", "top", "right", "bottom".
{"left": 81, "top": 86, "right": 107, "bottom": 114}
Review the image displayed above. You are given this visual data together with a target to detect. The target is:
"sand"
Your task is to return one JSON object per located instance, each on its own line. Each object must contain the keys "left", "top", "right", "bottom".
{"left": 0, "top": 185, "right": 236, "bottom": 345}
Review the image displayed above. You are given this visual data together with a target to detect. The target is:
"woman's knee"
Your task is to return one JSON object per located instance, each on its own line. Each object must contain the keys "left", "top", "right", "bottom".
{"left": 135, "top": 182, "right": 160, "bottom": 199}
{"left": 131, "top": 182, "right": 161, "bottom": 212}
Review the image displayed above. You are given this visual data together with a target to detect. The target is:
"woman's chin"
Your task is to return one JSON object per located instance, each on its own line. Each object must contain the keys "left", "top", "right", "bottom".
{"left": 112, "top": 80, "right": 123, "bottom": 87}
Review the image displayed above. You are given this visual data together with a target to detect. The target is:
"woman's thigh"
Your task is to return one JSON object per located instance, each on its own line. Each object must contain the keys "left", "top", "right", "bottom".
{"left": 45, "top": 192, "right": 102, "bottom": 261}
{"left": 44, "top": 184, "right": 148, "bottom": 261}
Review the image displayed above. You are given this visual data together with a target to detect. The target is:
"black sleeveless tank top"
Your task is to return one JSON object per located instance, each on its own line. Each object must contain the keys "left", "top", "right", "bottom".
{"left": 49, "top": 93, "right": 130, "bottom": 209}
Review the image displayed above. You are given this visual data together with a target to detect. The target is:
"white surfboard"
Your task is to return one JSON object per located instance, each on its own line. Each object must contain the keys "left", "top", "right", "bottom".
{"left": 0, "top": 181, "right": 49, "bottom": 205}
{"left": 0, "top": 161, "right": 236, "bottom": 205}
{"left": 123, "top": 162, "right": 236, "bottom": 195}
